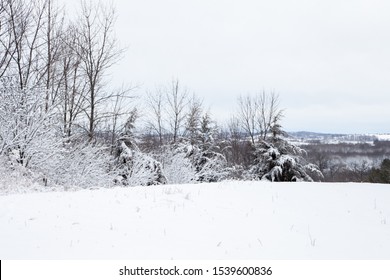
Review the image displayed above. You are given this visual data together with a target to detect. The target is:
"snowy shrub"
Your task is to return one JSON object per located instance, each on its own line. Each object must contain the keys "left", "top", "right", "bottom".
{"left": 304, "top": 163, "right": 325, "bottom": 182}
{"left": 162, "top": 142, "right": 228, "bottom": 183}
{"left": 0, "top": 84, "right": 71, "bottom": 191}
{"left": 161, "top": 145, "right": 196, "bottom": 184}
{"left": 45, "top": 140, "right": 116, "bottom": 188}
{"left": 115, "top": 137, "right": 167, "bottom": 186}
{"left": 0, "top": 154, "right": 38, "bottom": 194}
{"left": 192, "top": 149, "right": 228, "bottom": 182}
{"left": 0, "top": 84, "right": 59, "bottom": 168}
{"left": 0, "top": 82, "right": 114, "bottom": 189}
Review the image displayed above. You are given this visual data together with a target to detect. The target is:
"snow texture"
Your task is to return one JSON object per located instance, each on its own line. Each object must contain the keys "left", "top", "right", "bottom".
{"left": 1, "top": 181, "right": 390, "bottom": 259}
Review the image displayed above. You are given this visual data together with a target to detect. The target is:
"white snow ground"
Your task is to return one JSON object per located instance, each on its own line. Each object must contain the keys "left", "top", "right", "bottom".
{"left": 1, "top": 181, "right": 390, "bottom": 259}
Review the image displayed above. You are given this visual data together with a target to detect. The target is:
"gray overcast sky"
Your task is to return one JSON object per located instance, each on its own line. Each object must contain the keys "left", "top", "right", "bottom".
{"left": 71, "top": 0, "right": 390, "bottom": 134}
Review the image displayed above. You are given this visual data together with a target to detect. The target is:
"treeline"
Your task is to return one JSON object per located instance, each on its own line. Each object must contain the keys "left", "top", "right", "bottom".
{"left": 1, "top": 0, "right": 386, "bottom": 191}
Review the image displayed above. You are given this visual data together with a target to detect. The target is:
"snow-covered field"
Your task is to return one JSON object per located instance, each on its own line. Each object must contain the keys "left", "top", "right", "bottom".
{"left": 1, "top": 181, "right": 390, "bottom": 259}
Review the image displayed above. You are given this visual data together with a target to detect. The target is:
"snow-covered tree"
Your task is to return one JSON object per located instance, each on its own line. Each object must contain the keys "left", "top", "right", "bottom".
{"left": 160, "top": 113, "right": 228, "bottom": 184}
{"left": 114, "top": 114, "right": 167, "bottom": 186}
{"left": 160, "top": 143, "right": 197, "bottom": 184}
{"left": 249, "top": 140, "right": 322, "bottom": 182}
{"left": 43, "top": 139, "right": 115, "bottom": 188}
{"left": 237, "top": 93, "right": 323, "bottom": 182}
{"left": 184, "top": 94, "right": 203, "bottom": 145}
{"left": 192, "top": 113, "right": 228, "bottom": 182}
{"left": 0, "top": 78, "right": 119, "bottom": 189}
{"left": 184, "top": 113, "right": 228, "bottom": 182}
{"left": 0, "top": 81, "right": 59, "bottom": 168}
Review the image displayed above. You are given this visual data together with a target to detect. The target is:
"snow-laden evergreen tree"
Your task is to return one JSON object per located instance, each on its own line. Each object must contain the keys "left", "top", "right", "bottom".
{"left": 115, "top": 110, "right": 167, "bottom": 186}
{"left": 191, "top": 113, "right": 228, "bottom": 182}
{"left": 369, "top": 159, "right": 390, "bottom": 184}
{"left": 248, "top": 117, "right": 323, "bottom": 182}
{"left": 235, "top": 92, "right": 322, "bottom": 182}
{"left": 162, "top": 113, "right": 228, "bottom": 183}
{"left": 184, "top": 113, "right": 228, "bottom": 182}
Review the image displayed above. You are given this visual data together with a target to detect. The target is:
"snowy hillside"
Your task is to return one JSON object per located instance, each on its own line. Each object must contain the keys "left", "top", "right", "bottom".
{"left": 287, "top": 131, "right": 390, "bottom": 145}
{"left": 1, "top": 181, "right": 390, "bottom": 259}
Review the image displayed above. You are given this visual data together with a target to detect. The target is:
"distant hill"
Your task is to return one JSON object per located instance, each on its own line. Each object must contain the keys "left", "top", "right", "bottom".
{"left": 287, "top": 131, "right": 390, "bottom": 145}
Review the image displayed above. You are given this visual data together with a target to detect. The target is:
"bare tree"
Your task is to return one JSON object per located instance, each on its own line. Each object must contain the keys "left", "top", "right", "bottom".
{"left": 165, "top": 79, "right": 189, "bottom": 143}
{"left": 237, "top": 94, "right": 257, "bottom": 144}
{"left": 5, "top": 0, "right": 48, "bottom": 89}
{"left": 41, "top": 0, "right": 65, "bottom": 111}
{"left": 72, "top": 0, "right": 124, "bottom": 141}
{"left": 351, "top": 159, "right": 370, "bottom": 182}
{"left": 60, "top": 25, "right": 88, "bottom": 137}
{"left": 145, "top": 88, "right": 166, "bottom": 145}
{"left": 256, "top": 91, "right": 284, "bottom": 141}
{"left": 308, "top": 149, "right": 330, "bottom": 174}
{"left": 0, "top": 0, "right": 66, "bottom": 106}
{"left": 0, "top": 0, "right": 15, "bottom": 79}
{"left": 237, "top": 91, "right": 284, "bottom": 144}
{"left": 225, "top": 116, "right": 250, "bottom": 167}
